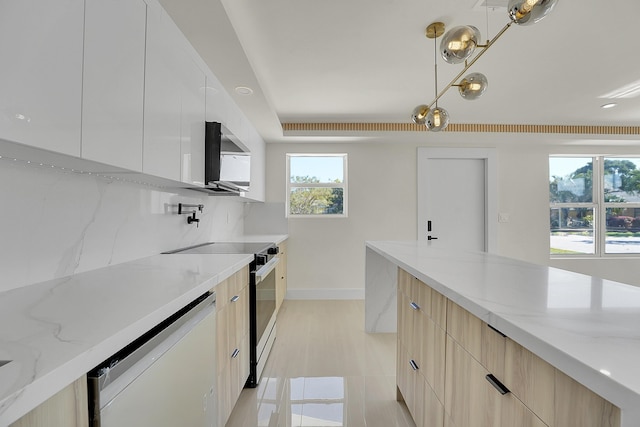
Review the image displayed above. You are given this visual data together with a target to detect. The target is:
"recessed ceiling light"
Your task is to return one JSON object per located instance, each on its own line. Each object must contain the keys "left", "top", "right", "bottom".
{"left": 235, "top": 86, "right": 254, "bottom": 95}
{"left": 601, "top": 103, "right": 617, "bottom": 109}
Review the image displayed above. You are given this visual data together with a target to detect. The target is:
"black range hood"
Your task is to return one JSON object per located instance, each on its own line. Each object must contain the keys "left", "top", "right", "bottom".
{"left": 204, "top": 122, "right": 251, "bottom": 195}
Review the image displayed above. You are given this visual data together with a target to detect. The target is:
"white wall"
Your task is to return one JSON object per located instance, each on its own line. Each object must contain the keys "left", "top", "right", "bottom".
{"left": 266, "top": 140, "right": 640, "bottom": 299}
{"left": 0, "top": 156, "right": 245, "bottom": 292}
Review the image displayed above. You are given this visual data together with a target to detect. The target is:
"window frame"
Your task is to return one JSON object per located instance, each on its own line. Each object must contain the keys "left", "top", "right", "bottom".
{"left": 286, "top": 153, "right": 348, "bottom": 218}
{"left": 550, "top": 155, "right": 640, "bottom": 258}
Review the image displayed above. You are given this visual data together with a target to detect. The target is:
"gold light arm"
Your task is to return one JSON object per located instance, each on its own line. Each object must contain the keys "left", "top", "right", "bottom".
{"left": 427, "top": 21, "right": 512, "bottom": 110}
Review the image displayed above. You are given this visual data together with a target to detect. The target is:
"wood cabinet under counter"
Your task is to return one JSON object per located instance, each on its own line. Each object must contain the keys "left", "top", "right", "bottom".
{"left": 215, "top": 265, "right": 250, "bottom": 427}
{"left": 10, "top": 377, "right": 88, "bottom": 427}
{"left": 275, "top": 240, "right": 288, "bottom": 314}
{"left": 396, "top": 266, "right": 621, "bottom": 427}
{"left": 366, "top": 241, "right": 640, "bottom": 427}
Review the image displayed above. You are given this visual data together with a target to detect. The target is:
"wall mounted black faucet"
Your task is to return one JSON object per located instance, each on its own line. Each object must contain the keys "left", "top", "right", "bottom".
{"left": 178, "top": 203, "right": 203, "bottom": 227}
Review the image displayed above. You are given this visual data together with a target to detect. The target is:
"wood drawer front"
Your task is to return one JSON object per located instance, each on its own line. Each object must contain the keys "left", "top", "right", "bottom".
{"left": 215, "top": 275, "right": 230, "bottom": 311}
{"left": 421, "top": 378, "right": 445, "bottom": 427}
{"left": 445, "top": 336, "right": 499, "bottom": 427}
{"left": 397, "top": 344, "right": 425, "bottom": 426}
{"left": 398, "top": 268, "right": 413, "bottom": 299}
{"left": 446, "top": 300, "right": 482, "bottom": 361}
{"left": 229, "top": 265, "right": 249, "bottom": 297}
{"left": 445, "top": 337, "right": 548, "bottom": 427}
{"left": 503, "top": 338, "right": 554, "bottom": 426}
{"left": 481, "top": 323, "right": 506, "bottom": 380}
{"left": 399, "top": 268, "right": 447, "bottom": 328}
{"left": 554, "top": 370, "right": 620, "bottom": 427}
{"left": 398, "top": 291, "right": 421, "bottom": 359}
{"left": 419, "top": 314, "right": 446, "bottom": 403}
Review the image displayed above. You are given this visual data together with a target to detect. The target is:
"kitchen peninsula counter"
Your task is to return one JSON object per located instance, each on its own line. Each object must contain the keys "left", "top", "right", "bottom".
{"left": 0, "top": 251, "right": 254, "bottom": 425}
{"left": 366, "top": 240, "right": 640, "bottom": 427}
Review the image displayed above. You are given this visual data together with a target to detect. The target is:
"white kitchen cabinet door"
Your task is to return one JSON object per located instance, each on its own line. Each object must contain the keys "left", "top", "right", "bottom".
{"left": 179, "top": 54, "right": 206, "bottom": 186}
{"left": 81, "top": 0, "right": 146, "bottom": 171}
{"left": 204, "top": 73, "right": 230, "bottom": 125}
{"left": 0, "top": 0, "right": 83, "bottom": 156}
{"left": 143, "top": 4, "right": 181, "bottom": 181}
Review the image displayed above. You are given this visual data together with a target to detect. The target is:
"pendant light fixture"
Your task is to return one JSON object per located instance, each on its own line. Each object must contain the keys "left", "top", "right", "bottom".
{"left": 411, "top": 0, "right": 558, "bottom": 131}
{"left": 425, "top": 22, "right": 448, "bottom": 132}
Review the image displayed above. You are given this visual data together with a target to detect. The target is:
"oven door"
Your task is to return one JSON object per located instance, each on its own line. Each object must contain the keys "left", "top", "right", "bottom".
{"left": 254, "top": 257, "right": 279, "bottom": 384}
{"left": 255, "top": 257, "right": 279, "bottom": 348}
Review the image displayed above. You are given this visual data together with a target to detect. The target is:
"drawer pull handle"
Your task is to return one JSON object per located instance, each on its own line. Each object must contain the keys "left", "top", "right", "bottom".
{"left": 409, "top": 359, "right": 419, "bottom": 371}
{"left": 485, "top": 374, "right": 510, "bottom": 395}
{"left": 231, "top": 348, "right": 240, "bottom": 359}
{"left": 409, "top": 302, "right": 421, "bottom": 311}
{"left": 488, "top": 324, "right": 507, "bottom": 338}
{"left": 230, "top": 295, "right": 240, "bottom": 303}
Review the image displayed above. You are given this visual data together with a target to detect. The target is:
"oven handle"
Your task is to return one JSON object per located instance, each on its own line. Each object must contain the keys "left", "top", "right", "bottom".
{"left": 255, "top": 257, "right": 280, "bottom": 284}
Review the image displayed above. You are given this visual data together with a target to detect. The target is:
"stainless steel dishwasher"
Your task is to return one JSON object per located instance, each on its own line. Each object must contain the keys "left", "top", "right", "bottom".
{"left": 88, "top": 292, "right": 217, "bottom": 427}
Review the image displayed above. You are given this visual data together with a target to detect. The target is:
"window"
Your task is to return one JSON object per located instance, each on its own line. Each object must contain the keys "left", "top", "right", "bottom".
{"left": 286, "top": 154, "right": 347, "bottom": 217}
{"left": 550, "top": 156, "right": 640, "bottom": 256}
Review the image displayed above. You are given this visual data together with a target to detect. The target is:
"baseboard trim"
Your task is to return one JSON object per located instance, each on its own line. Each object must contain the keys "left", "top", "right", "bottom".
{"left": 285, "top": 288, "right": 364, "bottom": 300}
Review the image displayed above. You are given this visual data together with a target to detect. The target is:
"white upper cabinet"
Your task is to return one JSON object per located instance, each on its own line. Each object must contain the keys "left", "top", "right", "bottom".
{"left": 143, "top": 4, "right": 182, "bottom": 181}
{"left": 178, "top": 55, "right": 206, "bottom": 186}
{"left": 145, "top": 1, "right": 206, "bottom": 186}
{"left": 0, "top": 0, "right": 84, "bottom": 156}
{"left": 81, "top": 0, "right": 147, "bottom": 171}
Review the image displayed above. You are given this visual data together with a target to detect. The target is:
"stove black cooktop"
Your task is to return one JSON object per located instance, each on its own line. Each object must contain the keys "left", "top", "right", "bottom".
{"left": 163, "top": 241, "right": 274, "bottom": 255}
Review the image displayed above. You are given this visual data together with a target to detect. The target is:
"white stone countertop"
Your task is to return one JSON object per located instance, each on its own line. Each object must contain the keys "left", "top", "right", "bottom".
{"left": 366, "top": 240, "right": 640, "bottom": 427}
{"left": 0, "top": 252, "right": 253, "bottom": 425}
{"left": 219, "top": 234, "right": 289, "bottom": 245}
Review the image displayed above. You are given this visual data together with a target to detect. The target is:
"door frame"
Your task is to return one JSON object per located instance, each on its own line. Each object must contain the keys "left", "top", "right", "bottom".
{"left": 417, "top": 147, "right": 498, "bottom": 253}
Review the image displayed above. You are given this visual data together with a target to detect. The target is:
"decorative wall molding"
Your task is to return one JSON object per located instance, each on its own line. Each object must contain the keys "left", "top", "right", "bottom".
{"left": 282, "top": 122, "right": 640, "bottom": 135}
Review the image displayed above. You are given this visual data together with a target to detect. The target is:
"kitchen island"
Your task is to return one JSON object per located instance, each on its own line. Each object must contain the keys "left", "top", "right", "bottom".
{"left": 366, "top": 240, "right": 640, "bottom": 427}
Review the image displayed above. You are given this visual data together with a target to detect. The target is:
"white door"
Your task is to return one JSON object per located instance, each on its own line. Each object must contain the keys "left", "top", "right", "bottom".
{"left": 417, "top": 148, "right": 497, "bottom": 253}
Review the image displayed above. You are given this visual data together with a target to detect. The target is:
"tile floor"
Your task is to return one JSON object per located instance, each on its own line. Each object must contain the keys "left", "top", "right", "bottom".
{"left": 226, "top": 300, "right": 415, "bottom": 427}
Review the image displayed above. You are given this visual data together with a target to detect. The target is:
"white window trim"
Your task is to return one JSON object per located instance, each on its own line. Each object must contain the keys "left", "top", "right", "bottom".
{"left": 286, "top": 153, "right": 348, "bottom": 218}
{"left": 550, "top": 155, "right": 640, "bottom": 258}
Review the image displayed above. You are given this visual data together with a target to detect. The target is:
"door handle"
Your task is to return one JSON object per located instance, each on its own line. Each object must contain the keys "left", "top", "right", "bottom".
{"left": 427, "top": 236, "right": 438, "bottom": 241}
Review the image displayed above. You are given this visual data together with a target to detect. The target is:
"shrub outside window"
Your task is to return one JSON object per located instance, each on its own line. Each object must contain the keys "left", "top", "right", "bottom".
{"left": 550, "top": 156, "right": 640, "bottom": 256}
{"left": 286, "top": 154, "right": 347, "bottom": 218}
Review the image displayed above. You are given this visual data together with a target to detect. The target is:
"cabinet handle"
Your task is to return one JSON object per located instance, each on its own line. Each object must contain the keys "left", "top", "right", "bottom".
{"left": 230, "top": 295, "right": 240, "bottom": 303}
{"left": 488, "top": 324, "right": 507, "bottom": 338}
{"left": 231, "top": 348, "right": 240, "bottom": 359}
{"left": 409, "top": 301, "right": 421, "bottom": 311}
{"left": 485, "top": 374, "right": 510, "bottom": 395}
{"left": 409, "top": 359, "right": 419, "bottom": 371}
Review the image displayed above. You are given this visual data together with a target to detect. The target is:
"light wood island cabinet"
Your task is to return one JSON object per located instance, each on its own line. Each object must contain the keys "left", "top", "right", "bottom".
{"left": 397, "top": 267, "right": 621, "bottom": 427}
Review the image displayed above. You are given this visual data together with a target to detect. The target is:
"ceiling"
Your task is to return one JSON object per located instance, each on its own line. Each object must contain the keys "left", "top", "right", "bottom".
{"left": 159, "top": 0, "right": 640, "bottom": 146}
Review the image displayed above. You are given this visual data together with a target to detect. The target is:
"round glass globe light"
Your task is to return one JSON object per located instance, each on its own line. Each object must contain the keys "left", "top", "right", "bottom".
{"left": 426, "top": 107, "right": 450, "bottom": 131}
{"left": 458, "top": 73, "right": 488, "bottom": 100}
{"left": 440, "top": 25, "right": 481, "bottom": 64}
{"left": 508, "top": 0, "right": 558, "bottom": 26}
{"left": 411, "top": 105, "right": 430, "bottom": 125}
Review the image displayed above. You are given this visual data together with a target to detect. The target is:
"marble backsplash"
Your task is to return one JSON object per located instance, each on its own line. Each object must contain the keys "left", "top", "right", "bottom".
{"left": 0, "top": 156, "right": 246, "bottom": 292}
